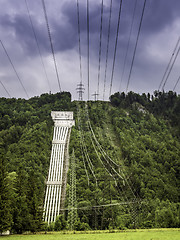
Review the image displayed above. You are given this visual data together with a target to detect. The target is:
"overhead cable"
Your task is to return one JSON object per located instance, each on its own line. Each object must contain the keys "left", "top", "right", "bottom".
{"left": 77, "top": 104, "right": 97, "bottom": 186}
{"left": 162, "top": 45, "right": 180, "bottom": 91}
{"left": 60, "top": 200, "right": 141, "bottom": 211}
{"left": 86, "top": 116, "right": 118, "bottom": 185}
{"left": 0, "top": 80, "right": 11, "bottom": 98}
{"left": 87, "top": 0, "right": 90, "bottom": 100}
{"left": 41, "top": 0, "right": 62, "bottom": 92}
{"left": 126, "top": 0, "right": 147, "bottom": 93}
{"left": 173, "top": 75, "right": 180, "bottom": 91}
{"left": 25, "top": 0, "right": 51, "bottom": 92}
{"left": 0, "top": 39, "right": 29, "bottom": 98}
{"left": 119, "top": 0, "right": 138, "bottom": 92}
{"left": 97, "top": 0, "right": 104, "bottom": 100}
{"left": 85, "top": 103, "right": 121, "bottom": 169}
{"left": 85, "top": 102, "right": 137, "bottom": 200}
{"left": 76, "top": 0, "right": 83, "bottom": 84}
{"left": 109, "top": 0, "right": 123, "bottom": 98}
{"left": 103, "top": 0, "right": 113, "bottom": 100}
{"left": 158, "top": 36, "right": 180, "bottom": 91}
{"left": 77, "top": 105, "right": 90, "bottom": 185}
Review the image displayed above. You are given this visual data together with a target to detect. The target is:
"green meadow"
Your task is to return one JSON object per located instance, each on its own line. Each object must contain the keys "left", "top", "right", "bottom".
{"left": 2, "top": 229, "right": 180, "bottom": 240}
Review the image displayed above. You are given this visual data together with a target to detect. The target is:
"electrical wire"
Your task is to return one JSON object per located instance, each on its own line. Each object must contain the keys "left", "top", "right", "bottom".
{"left": 85, "top": 103, "right": 123, "bottom": 177}
{"left": 78, "top": 102, "right": 140, "bottom": 224}
{"left": 119, "top": 0, "right": 138, "bottom": 92}
{"left": 162, "top": 45, "right": 180, "bottom": 91}
{"left": 77, "top": 105, "right": 90, "bottom": 185}
{"left": 87, "top": 118, "right": 118, "bottom": 186}
{"left": 76, "top": 0, "right": 83, "bottom": 84}
{"left": 0, "top": 39, "right": 29, "bottom": 98}
{"left": 25, "top": 0, "right": 51, "bottom": 92}
{"left": 77, "top": 104, "right": 97, "bottom": 185}
{"left": 0, "top": 80, "right": 11, "bottom": 98}
{"left": 87, "top": 117, "right": 123, "bottom": 179}
{"left": 126, "top": 0, "right": 147, "bottom": 93}
{"left": 85, "top": 102, "right": 138, "bottom": 200}
{"left": 84, "top": 102, "right": 139, "bottom": 224}
{"left": 109, "top": 0, "right": 123, "bottom": 98}
{"left": 80, "top": 103, "right": 130, "bottom": 208}
{"left": 85, "top": 104, "right": 119, "bottom": 168}
{"left": 173, "top": 75, "right": 180, "bottom": 91}
{"left": 60, "top": 200, "right": 141, "bottom": 211}
{"left": 103, "top": 0, "right": 113, "bottom": 101}
{"left": 97, "top": 0, "right": 104, "bottom": 100}
{"left": 158, "top": 36, "right": 180, "bottom": 91}
{"left": 87, "top": 0, "right": 90, "bottom": 100}
{"left": 41, "top": 0, "right": 62, "bottom": 92}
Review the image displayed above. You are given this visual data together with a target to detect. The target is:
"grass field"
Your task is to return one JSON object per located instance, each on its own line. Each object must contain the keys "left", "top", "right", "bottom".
{"left": 2, "top": 229, "right": 180, "bottom": 240}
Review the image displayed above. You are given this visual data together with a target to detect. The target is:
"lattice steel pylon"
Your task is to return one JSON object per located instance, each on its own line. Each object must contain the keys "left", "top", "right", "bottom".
{"left": 43, "top": 111, "right": 75, "bottom": 224}
{"left": 76, "top": 83, "right": 85, "bottom": 101}
{"left": 67, "top": 149, "right": 77, "bottom": 230}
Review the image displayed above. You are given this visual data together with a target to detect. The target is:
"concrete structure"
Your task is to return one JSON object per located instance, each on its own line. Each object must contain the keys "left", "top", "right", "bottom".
{"left": 44, "top": 111, "right": 75, "bottom": 224}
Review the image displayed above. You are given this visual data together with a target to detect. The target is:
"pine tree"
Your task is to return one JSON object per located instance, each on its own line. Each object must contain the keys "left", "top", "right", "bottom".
{"left": 27, "top": 168, "right": 43, "bottom": 233}
{"left": 0, "top": 155, "right": 12, "bottom": 233}
{"left": 12, "top": 165, "right": 30, "bottom": 233}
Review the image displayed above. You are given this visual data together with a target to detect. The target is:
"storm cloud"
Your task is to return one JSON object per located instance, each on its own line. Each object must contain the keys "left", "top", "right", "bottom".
{"left": 0, "top": 0, "right": 179, "bottom": 100}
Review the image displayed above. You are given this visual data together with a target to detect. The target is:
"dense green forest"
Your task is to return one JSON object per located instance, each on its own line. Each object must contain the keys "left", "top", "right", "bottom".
{"left": 0, "top": 91, "right": 179, "bottom": 233}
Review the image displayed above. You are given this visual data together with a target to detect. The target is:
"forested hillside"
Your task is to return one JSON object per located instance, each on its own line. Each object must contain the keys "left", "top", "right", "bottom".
{"left": 0, "top": 91, "right": 179, "bottom": 233}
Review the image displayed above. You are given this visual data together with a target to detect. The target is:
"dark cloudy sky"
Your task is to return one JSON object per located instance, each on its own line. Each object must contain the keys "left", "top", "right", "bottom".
{"left": 0, "top": 0, "right": 180, "bottom": 100}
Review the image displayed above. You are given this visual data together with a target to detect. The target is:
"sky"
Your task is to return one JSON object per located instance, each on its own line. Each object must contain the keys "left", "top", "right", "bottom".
{"left": 0, "top": 0, "right": 180, "bottom": 100}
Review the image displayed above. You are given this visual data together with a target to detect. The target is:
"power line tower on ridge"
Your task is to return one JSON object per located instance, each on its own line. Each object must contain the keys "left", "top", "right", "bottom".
{"left": 92, "top": 92, "right": 99, "bottom": 101}
{"left": 76, "top": 83, "right": 85, "bottom": 101}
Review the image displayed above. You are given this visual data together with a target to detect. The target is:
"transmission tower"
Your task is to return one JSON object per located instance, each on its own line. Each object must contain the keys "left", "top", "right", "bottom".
{"left": 92, "top": 92, "right": 99, "bottom": 101}
{"left": 67, "top": 149, "right": 77, "bottom": 230}
{"left": 76, "top": 83, "right": 85, "bottom": 101}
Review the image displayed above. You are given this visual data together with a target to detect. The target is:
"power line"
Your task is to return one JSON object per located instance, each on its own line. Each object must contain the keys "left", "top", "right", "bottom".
{"left": 77, "top": 104, "right": 90, "bottom": 185}
{"left": 0, "top": 39, "right": 29, "bottom": 98}
{"left": 85, "top": 102, "right": 139, "bottom": 226}
{"left": 97, "top": 0, "right": 104, "bottom": 100}
{"left": 78, "top": 102, "right": 140, "bottom": 226}
{"left": 109, "top": 0, "right": 123, "bottom": 98}
{"left": 126, "top": 0, "right": 147, "bottom": 93}
{"left": 158, "top": 36, "right": 180, "bottom": 91}
{"left": 77, "top": 105, "right": 97, "bottom": 185}
{"left": 87, "top": 0, "right": 90, "bottom": 100}
{"left": 119, "top": 0, "right": 138, "bottom": 92}
{"left": 61, "top": 200, "right": 141, "bottom": 211}
{"left": 173, "top": 75, "right": 180, "bottom": 91}
{"left": 25, "top": 0, "right": 51, "bottom": 92}
{"left": 41, "top": 0, "right": 62, "bottom": 92}
{"left": 88, "top": 127, "right": 117, "bottom": 185}
{"left": 76, "top": 0, "right": 83, "bottom": 85}
{"left": 103, "top": 0, "right": 113, "bottom": 101}
{"left": 0, "top": 80, "right": 11, "bottom": 98}
{"left": 162, "top": 45, "right": 180, "bottom": 91}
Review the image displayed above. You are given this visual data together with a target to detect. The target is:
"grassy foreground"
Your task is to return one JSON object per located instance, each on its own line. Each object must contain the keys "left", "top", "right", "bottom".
{"left": 2, "top": 229, "right": 180, "bottom": 240}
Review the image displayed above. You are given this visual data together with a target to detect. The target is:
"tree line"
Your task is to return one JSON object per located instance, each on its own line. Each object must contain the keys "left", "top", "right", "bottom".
{"left": 0, "top": 90, "right": 179, "bottom": 233}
